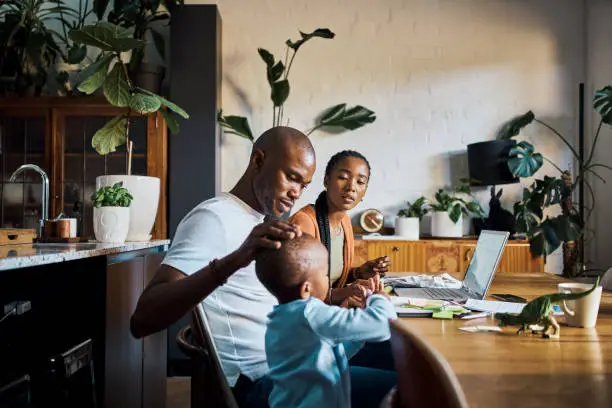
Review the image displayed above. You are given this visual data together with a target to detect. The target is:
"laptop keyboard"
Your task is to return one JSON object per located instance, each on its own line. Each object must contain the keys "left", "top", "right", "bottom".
{"left": 421, "top": 287, "right": 465, "bottom": 299}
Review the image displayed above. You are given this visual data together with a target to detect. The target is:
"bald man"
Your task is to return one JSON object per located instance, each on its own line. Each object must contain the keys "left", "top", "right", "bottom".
{"left": 130, "top": 127, "right": 315, "bottom": 394}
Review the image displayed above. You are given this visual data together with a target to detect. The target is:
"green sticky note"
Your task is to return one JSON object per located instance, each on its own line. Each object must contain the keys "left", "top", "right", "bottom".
{"left": 432, "top": 310, "right": 454, "bottom": 319}
{"left": 446, "top": 306, "right": 468, "bottom": 313}
{"left": 384, "top": 286, "right": 393, "bottom": 294}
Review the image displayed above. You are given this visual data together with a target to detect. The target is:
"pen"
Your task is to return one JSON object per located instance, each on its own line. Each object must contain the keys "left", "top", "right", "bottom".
{"left": 460, "top": 311, "right": 492, "bottom": 320}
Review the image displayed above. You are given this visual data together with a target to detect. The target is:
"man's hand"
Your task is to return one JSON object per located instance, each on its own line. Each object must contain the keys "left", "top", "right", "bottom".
{"left": 231, "top": 220, "right": 302, "bottom": 268}
{"left": 355, "top": 256, "right": 391, "bottom": 279}
{"left": 331, "top": 284, "right": 368, "bottom": 308}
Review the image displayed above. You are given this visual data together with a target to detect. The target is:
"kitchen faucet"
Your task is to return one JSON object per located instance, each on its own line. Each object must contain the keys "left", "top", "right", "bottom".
{"left": 9, "top": 164, "right": 49, "bottom": 236}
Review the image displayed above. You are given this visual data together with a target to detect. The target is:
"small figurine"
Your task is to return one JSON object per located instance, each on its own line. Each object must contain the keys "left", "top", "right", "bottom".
{"left": 495, "top": 278, "right": 600, "bottom": 339}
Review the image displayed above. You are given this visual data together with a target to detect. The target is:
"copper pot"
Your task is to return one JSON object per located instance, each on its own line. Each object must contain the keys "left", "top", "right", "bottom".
{"left": 42, "top": 219, "right": 72, "bottom": 239}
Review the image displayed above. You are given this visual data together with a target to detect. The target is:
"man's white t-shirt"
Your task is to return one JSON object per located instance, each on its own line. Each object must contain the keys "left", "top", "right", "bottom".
{"left": 161, "top": 192, "right": 276, "bottom": 386}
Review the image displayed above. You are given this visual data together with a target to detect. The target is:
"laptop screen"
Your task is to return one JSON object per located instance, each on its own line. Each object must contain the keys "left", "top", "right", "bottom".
{"left": 462, "top": 230, "right": 509, "bottom": 298}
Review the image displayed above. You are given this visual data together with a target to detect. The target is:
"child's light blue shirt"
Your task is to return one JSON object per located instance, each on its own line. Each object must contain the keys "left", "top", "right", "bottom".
{"left": 265, "top": 294, "right": 397, "bottom": 408}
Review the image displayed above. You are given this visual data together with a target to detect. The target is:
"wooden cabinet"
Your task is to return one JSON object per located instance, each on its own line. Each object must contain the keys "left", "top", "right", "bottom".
{"left": 0, "top": 97, "right": 168, "bottom": 239}
{"left": 104, "top": 249, "right": 167, "bottom": 408}
{"left": 354, "top": 238, "right": 544, "bottom": 277}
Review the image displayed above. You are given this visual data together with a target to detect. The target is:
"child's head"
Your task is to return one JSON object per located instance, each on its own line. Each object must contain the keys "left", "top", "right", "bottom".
{"left": 255, "top": 234, "right": 329, "bottom": 304}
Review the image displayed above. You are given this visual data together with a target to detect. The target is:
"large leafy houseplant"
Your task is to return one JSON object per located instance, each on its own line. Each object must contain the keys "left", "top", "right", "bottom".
{"left": 91, "top": 0, "right": 182, "bottom": 78}
{"left": 68, "top": 21, "right": 188, "bottom": 174}
{"left": 218, "top": 28, "right": 376, "bottom": 141}
{"left": 0, "top": 0, "right": 89, "bottom": 95}
{"left": 497, "top": 85, "right": 612, "bottom": 268}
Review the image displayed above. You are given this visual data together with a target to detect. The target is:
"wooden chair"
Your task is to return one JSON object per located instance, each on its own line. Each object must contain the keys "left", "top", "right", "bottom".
{"left": 176, "top": 303, "right": 239, "bottom": 408}
{"left": 381, "top": 319, "right": 469, "bottom": 408}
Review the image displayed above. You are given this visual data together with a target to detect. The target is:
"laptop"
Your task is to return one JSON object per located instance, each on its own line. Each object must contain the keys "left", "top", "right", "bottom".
{"left": 394, "top": 230, "right": 510, "bottom": 302}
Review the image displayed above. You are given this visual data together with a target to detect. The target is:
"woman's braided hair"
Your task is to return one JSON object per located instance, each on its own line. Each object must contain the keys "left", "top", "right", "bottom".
{"left": 313, "top": 150, "right": 370, "bottom": 295}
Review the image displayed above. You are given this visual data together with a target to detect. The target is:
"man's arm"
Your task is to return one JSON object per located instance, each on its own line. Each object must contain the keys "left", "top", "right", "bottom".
{"left": 130, "top": 216, "right": 302, "bottom": 339}
{"left": 130, "top": 251, "right": 242, "bottom": 338}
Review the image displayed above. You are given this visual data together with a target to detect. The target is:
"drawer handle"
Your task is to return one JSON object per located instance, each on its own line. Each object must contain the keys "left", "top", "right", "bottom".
{"left": 465, "top": 248, "right": 474, "bottom": 261}
{"left": 392, "top": 246, "right": 399, "bottom": 252}
{"left": 7, "top": 234, "right": 17, "bottom": 240}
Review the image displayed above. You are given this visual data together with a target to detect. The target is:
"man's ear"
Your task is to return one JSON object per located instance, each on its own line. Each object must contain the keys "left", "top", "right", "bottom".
{"left": 251, "top": 149, "right": 265, "bottom": 172}
{"left": 300, "top": 281, "right": 311, "bottom": 299}
{"left": 323, "top": 175, "right": 329, "bottom": 189}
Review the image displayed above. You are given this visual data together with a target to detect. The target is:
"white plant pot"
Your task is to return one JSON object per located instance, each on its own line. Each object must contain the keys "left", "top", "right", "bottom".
{"left": 395, "top": 217, "right": 420, "bottom": 240}
{"left": 96, "top": 175, "right": 160, "bottom": 241}
{"left": 93, "top": 206, "right": 130, "bottom": 243}
{"left": 431, "top": 211, "right": 463, "bottom": 238}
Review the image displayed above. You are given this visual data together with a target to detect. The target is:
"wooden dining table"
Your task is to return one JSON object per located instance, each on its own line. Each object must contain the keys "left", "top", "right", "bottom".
{"left": 395, "top": 272, "right": 612, "bottom": 408}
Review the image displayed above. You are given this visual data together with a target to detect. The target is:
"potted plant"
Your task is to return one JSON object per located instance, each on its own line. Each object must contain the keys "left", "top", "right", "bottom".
{"left": 92, "top": 0, "right": 184, "bottom": 93}
{"left": 0, "top": 0, "right": 88, "bottom": 96}
{"left": 68, "top": 21, "right": 189, "bottom": 241}
{"left": 430, "top": 181, "right": 485, "bottom": 238}
{"left": 496, "top": 85, "right": 612, "bottom": 276}
{"left": 217, "top": 28, "right": 376, "bottom": 141}
{"left": 92, "top": 181, "right": 133, "bottom": 243}
{"left": 396, "top": 196, "right": 428, "bottom": 240}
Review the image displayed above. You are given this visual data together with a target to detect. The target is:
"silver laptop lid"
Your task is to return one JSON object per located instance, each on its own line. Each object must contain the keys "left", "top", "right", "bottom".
{"left": 462, "top": 230, "right": 510, "bottom": 299}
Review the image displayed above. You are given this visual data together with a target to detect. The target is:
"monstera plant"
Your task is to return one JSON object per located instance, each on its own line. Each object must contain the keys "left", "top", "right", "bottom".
{"left": 68, "top": 21, "right": 188, "bottom": 174}
{"left": 217, "top": 28, "right": 376, "bottom": 141}
{"left": 497, "top": 85, "right": 612, "bottom": 268}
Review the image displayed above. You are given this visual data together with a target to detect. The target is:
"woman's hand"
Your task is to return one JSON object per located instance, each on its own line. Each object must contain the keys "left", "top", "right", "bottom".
{"left": 354, "top": 256, "right": 391, "bottom": 279}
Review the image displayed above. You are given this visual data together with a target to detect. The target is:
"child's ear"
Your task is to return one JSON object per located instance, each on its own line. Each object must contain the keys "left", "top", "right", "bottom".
{"left": 300, "top": 281, "right": 311, "bottom": 299}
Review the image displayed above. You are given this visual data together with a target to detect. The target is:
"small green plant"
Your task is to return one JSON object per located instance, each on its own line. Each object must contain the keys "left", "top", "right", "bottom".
{"left": 92, "top": 182, "right": 133, "bottom": 208}
{"left": 430, "top": 181, "right": 485, "bottom": 223}
{"left": 397, "top": 196, "right": 429, "bottom": 219}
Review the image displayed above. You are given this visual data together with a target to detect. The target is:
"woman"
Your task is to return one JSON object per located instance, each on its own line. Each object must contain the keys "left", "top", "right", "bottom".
{"left": 290, "top": 150, "right": 391, "bottom": 306}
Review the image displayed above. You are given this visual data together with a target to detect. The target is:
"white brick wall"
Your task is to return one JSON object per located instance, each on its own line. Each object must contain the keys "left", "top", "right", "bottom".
{"left": 187, "top": 0, "right": 589, "bottom": 274}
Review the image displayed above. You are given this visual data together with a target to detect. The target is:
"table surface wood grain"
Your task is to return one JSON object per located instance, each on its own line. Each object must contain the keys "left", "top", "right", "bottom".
{"left": 395, "top": 272, "right": 612, "bottom": 408}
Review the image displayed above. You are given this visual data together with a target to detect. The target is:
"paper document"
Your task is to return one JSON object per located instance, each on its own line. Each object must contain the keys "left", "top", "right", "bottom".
{"left": 464, "top": 299, "right": 525, "bottom": 314}
{"left": 384, "top": 273, "right": 462, "bottom": 289}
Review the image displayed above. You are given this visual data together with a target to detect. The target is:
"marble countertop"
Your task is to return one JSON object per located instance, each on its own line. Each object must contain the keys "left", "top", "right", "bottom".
{"left": 0, "top": 240, "right": 170, "bottom": 271}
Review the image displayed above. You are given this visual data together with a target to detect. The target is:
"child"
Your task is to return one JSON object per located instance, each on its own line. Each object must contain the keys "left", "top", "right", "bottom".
{"left": 255, "top": 234, "right": 398, "bottom": 408}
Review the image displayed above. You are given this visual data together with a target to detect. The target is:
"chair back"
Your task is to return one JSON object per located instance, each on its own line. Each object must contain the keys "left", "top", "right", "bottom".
{"left": 176, "top": 304, "right": 238, "bottom": 408}
{"left": 387, "top": 319, "right": 469, "bottom": 408}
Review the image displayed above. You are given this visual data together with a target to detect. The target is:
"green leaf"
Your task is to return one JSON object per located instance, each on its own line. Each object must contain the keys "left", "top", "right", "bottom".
{"left": 268, "top": 61, "right": 285, "bottom": 84}
{"left": 75, "top": 54, "right": 114, "bottom": 94}
{"left": 513, "top": 201, "right": 539, "bottom": 234}
{"left": 286, "top": 28, "right": 335, "bottom": 50}
{"left": 150, "top": 28, "right": 165, "bottom": 60}
{"left": 448, "top": 203, "right": 462, "bottom": 223}
{"left": 91, "top": 115, "right": 127, "bottom": 155}
{"left": 217, "top": 110, "right": 254, "bottom": 141}
{"left": 67, "top": 44, "right": 87, "bottom": 64}
{"left": 160, "top": 109, "right": 180, "bottom": 135}
{"left": 316, "top": 103, "right": 376, "bottom": 131}
{"left": 103, "top": 64, "right": 131, "bottom": 107}
{"left": 508, "top": 141, "right": 544, "bottom": 177}
{"left": 69, "top": 23, "right": 144, "bottom": 52}
{"left": 497, "top": 110, "right": 535, "bottom": 139}
{"left": 92, "top": 180, "right": 133, "bottom": 207}
{"left": 129, "top": 93, "right": 161, "bottom": 114}
{"left": 271, "top": 80, "right": 290, "bottom": 107}
{"left": 136, "top": 87, "right": 189, "bottom": 118}
{"left": 93, "top": 0, "right": 111, "bottom": 20}
{"left": 533, "top": 220, "right": 562, "bottom": 256}
{"left": 593, "top": 86, "right": 612, "bottom": 125}
{"left": 257, "top": 48, "right": 274, "bottom": 68}
{"left": 95, "top": 21, "right": 132, "bottom": 38}
{"left": 549, "top": 213, "right": 582, "bottom": 242}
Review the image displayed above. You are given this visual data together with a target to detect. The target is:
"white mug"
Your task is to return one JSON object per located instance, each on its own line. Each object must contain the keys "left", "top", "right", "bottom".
{"left": 557, "top": 282, "right": 603, "bottom": 328}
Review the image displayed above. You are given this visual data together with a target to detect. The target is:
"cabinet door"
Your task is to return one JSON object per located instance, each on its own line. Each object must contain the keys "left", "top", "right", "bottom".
{"left": 459, "top": 242, "right": 545, "bottom": 274}
{"left": 142, "top": 252, "right": 167, "bottom": 408}
{"left": 105, "top": 256, "right": 145, "bottom": 408}
{"left": 367, "top": 241, "right": 426, "bottom": 272}
{"left": 0, "top": 109, "right": 51, "bottom": 229}
{"left": 54, "top": 110, "right": 149, "bottom": 238}
{"left": 423, "top": 241, "right": 462, "bottom": 274}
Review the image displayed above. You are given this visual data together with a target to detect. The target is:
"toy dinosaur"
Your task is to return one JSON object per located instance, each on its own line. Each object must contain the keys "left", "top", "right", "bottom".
{"left": 494, "top": 277, "right": 600, "bottom": 339}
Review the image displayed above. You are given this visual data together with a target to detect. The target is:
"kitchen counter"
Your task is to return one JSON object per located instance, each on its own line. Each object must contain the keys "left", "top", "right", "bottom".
{"left": 0, "top": 240, "right": 170, "bottom": 271}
